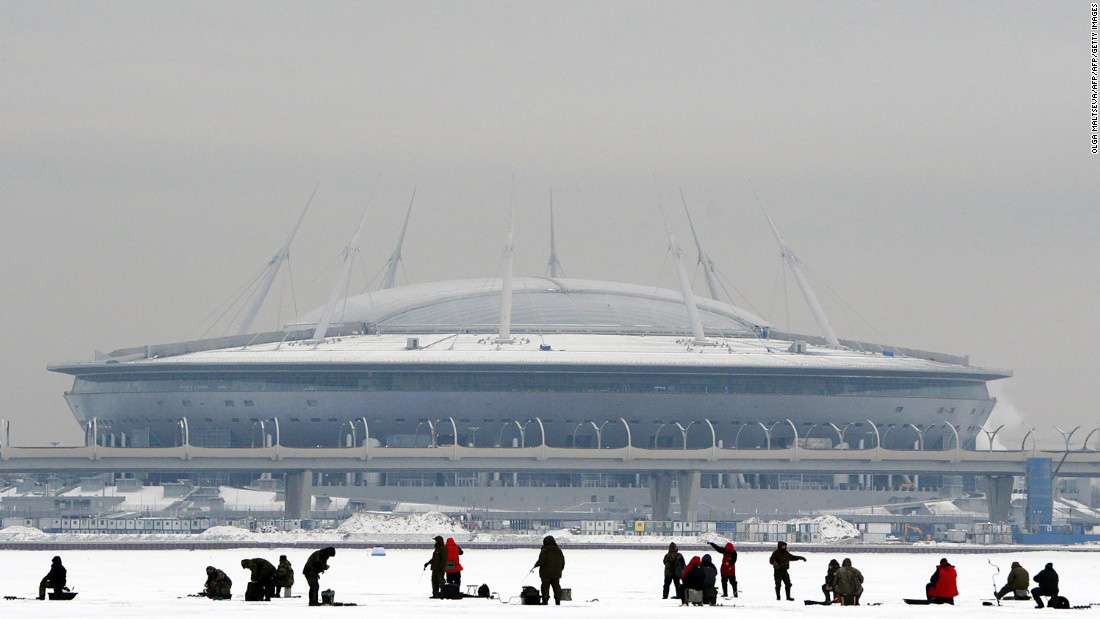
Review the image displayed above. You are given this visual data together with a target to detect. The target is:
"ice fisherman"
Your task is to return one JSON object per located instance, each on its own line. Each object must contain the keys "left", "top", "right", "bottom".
{"left": 1031, "top": 562, "right": 1059, "bottom": 608}
{"left": 768, "top": 541, "right": 806, "bottom": 601}
{"left": 707, "top": 540, "right": 738, "bottom": 598}
{"left": 925, "top": 558, "right": 958, "bottom": 604}
{"left": 303, "top": 547, "right": 336, "bottom": 607}
{"left": 273, "top": 555, "right": 294, "bottom": 598}
{"left": 241, "top": 558, "right": 276, "bottom": 601}
{"left": 834, "top": 558, "right": 864, "bottom": 606}
{"left": 445, "top": 537, "right": 464, "bottom": 587}
{"left": 533, "top": 535, "right": 565, "bottom": 605}
{"left": 424, "top": 536, "right": 447, "bottom": 598}
{"left": 37, "top": 556, "right": 67, "bottom": 600}
{"left": 662, "top": 542, "right": 686, "bottom": 600}
{"left": 821, "top": 559, "right": 840, "bottom": 604}
{"left": 204, "top": 566, "right": 233, "bottom": 600}
{"left": 995, "top": 561, "right": 1030, "bottom": 601}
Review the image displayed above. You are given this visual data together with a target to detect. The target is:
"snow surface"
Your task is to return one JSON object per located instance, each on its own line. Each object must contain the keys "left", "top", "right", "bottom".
{"left": 0, "top": 547, "right": 1097, "bottom": 617}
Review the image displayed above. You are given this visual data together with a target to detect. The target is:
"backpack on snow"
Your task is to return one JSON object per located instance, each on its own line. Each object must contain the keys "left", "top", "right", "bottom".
{"left": 477, "top": 584, "right": 490, "bottom": 598}
{"left": 1050, "top": 596, "right": 1070, "bottom": 609}
{"left": 520, "top": 585, "right": 541, "bottom": 605}
{"left": 441, "top": 583, "right": 463, "bottom": 599}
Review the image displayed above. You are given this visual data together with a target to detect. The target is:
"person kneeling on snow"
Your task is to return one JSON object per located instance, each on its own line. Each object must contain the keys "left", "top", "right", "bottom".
{"left": 204, "top": 566, "right": 233, "bottom": 600}
{"left": 926, "top": 558, "right": 958, "bottom": 604}
{"left": 995, "top": 561, "right": 1030, "bottom": 601}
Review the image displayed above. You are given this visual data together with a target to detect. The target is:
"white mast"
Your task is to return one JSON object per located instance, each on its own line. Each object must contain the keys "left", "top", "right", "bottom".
{"left": 759, "top": 202, "right": 841, "bottom": 348}
{"left": 496, "top": 193, "right": 515, "bottom": 344}
{"left": 381, "top": 186, "right": 416, "bottom": 290}
{"left": 312, "top": 196, "right": 373, "bottom": 343}
{"left": 546, "top": 189, "right": 562, "bottom": 278}
{"left": 679, "top": 187, "right": 721, "bottom": 302}
{"left": 656, "top": 183, "right": 708, "bottom": 346}
{"left": 236, "top": 185, "right": 317, "bottom": 335}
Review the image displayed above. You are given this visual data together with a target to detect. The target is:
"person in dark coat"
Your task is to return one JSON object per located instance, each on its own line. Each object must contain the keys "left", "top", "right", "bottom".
{"left": 699, "top": 554, "right": 719, "bottom": 605}
{"left": 1031, "top": 563, "right": 1059, "bottom": 609}
{"left": 680, "top": 556, "right": 702, "bottom": 606}
{"left": 707, "top": 541, "right": 738, "bottom": 598}
{"left": 204, "top": 566, "right": 233, "bottom": 600}
{"left": 834, "top": 558, "right": 864, "bottom": 606}
{"left": 445, "top": 537, "right": 464, "bottom": 586}
{"left": 423, "top": 536, "right": 447, "bottom": 598}
{"left": 926, "top": 558, "right": 958, "bottom": 604}
{"left": 37, "top": 556, "right": 67, "bottom": 600}
{"left": 822, "top": 558, "right": 840, "bottom": 604}
{"left": 995, "top": 561, "right": 1030, "bottom": 601}
{"left": 662, "top": 542, "right": 686, "bottom": 599}
{"left": 768, "top": 541, "right": 806, "bottom": 601}
{"left": 273, "top": 555, "right": 294, "bottom": 598}
{"left": 303, "top": 547, "right": 336, "bottom": 607}
{"left": 241, "top": 558, "right": 276, "bottom": 601}
{"left": 533, "top": 535, "right": 565, "bottom": 605}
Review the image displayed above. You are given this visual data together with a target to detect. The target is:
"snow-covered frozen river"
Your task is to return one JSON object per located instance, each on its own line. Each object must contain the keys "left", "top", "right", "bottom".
{"left": 2, "top": 547, "right": 1097, "bottom": 617}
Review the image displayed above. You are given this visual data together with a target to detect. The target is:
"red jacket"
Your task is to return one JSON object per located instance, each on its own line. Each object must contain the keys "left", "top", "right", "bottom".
{"left": 720, "top": 542, "right": 736, "bottom": 577}
{"left": 445, "top": 538, "right": 463, "bottom": 573}
{"left": 681, "top": 556, "right": 701, "bottom": 581}
{"left": 928, "top": 563, "right": 958, "bottom": 598}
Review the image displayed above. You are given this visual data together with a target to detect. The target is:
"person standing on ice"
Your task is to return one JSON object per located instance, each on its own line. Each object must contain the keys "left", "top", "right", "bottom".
{"left": 273, "top": 555, "right": 294, "bottom": 598}
{"left": 925, "top": 558, "right": 958, "bottom": 604}
{"left": 445, "top": 537, "right": 464, "bottom": 587}
{"left": 303, "top": 547, "right": 336, "bottom": 607}
{"left": 834, "top": 558, "right": 863, "bottom": 606}
{"left": 533, "top": 535, "right": 565, "bottom": 605}
{"left": 423, "top": 536, "right": 447, "bottom": 598}
{"left": 707, "top": 540, "right": 738, "bottom": 598}
{"left": 241, "top": 558, "right": 276, "bottom": 601}
{"left": 1031, "top": 563, "right": 1059, "bottom": 609}
{"left": 204, "top": 566, "right": 233, "bottom": 600}
{"left": 662, "top": 542, "right": 686, "bottom": 599}
{"left": 37, "top": 556, "right": 66, "bottom": 600}
{"left": 768, "top": 540, "right": 805, "bottom": 601}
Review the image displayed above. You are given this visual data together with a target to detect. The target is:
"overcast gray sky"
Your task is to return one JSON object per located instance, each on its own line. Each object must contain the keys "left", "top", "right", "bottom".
{"left": 1, "top": 1, "right": 1096, "bottom": 447}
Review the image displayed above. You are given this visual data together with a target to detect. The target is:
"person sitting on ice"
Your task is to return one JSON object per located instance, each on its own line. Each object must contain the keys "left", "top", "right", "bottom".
{"left": 37, "top": 556, "right": 67, "bottom": 600}
{"left": 834, "top": 558, "right": 864, "bottom": 606}
{"left": 1031, "top": 563, "right": 1059, "bottom": 609}
{"left": 995, "top": 561, "right": 1030, "bottom": 601}
{"left": 273, "top": 555, "right": 294, "bottom": 598}
{"left": 204, "top": 566, "right": 233, "bottom": 600}
{"left": 821, "top": 559, "right": 840, "bottom": 604}
{"left": 680, "top": 556, "right": 702, "bottom": 606}
{"left": 925, "top": 558, "right": 958, "bottom": 604}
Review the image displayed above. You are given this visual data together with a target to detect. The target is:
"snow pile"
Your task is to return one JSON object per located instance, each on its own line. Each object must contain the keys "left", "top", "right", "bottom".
{"left": 337, "top": 511, "right": 466, "bottom": 536}
{"left": 812, "top": 515, "right": 860, "bottom": 541}
{"left": 0, "top": 525, "right": 49, "bottom": 541}
{"left": 198, "top": 526, "right": 256, "bottom": 541}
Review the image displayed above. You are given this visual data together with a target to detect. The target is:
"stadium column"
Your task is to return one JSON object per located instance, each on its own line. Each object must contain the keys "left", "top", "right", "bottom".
{"left": 984, "top": 475, "right": 1014, "bottom": 523}
{"left": 285, "top": 470, "right": 313, "bottom": 520}
{"left": 648, "top": 473, "right": 672, "bottom": 521}
{"left": 677, "top": 471, "right": 700, "bottom": 522}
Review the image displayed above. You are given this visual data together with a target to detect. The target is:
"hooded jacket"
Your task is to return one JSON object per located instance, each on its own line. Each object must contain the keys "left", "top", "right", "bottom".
{"left": 706, "top": 542, "right": 737, "bottom": 577}
{"left": 445, "top": 538, "right": 463, "bottom": 573}
{"left": 45, "top": 557, "right": 66, "bottom": 587}
{"left": 681, "top": 556, "right": 703, "bottom": 589}
{"left": 927, "top": 560, "right": 958, "bottom": 599}
{"left": 663, "top": 543, "right": 686, "bottom": 578}
{"left": 535, "top": 536, "right": 565, "bottom": 580}
{"left": 768, "top": 543, "right": 804, "bottom": 572}
{"left": 699, "top": 555, "right": 718, "bottom": 589}
{"left": 304, "top": 547, "right": 336, "bottom": 577}
{"left": 425, "top": 536, "right": 447, "bottom": 573}
{"left": 834, "top": 558, "right": 864, "bottom": 597}
{"left": 274, "top": 556, "right": 294, "bottom": 587}
{"left": 205, "top": 566, "right": 232, "bottom": 592}
{"left": 1033, "top": 564, "right": 1059, "bottom": 596}
{"left": 1005, "top": 562, "right": 1030, "bottom": 591}
{"left": 241, "top": 558, "right": 276, "bottom": 582}
{"left": 824, "top": 559, "right": 840, "bottom": 591}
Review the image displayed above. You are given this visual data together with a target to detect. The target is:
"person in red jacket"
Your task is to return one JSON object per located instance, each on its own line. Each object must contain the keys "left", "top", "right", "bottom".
{"left": 445, "top": 537, "right": 464, "bottom": 587}
{"left": 707, "top": 541, "right": 738, "bottom": 598}
{"left": 680, "top": 556, "right": 702, "bottom": 606}
{"left": 926, "top": 558, "right": 959, "bottom": 604}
